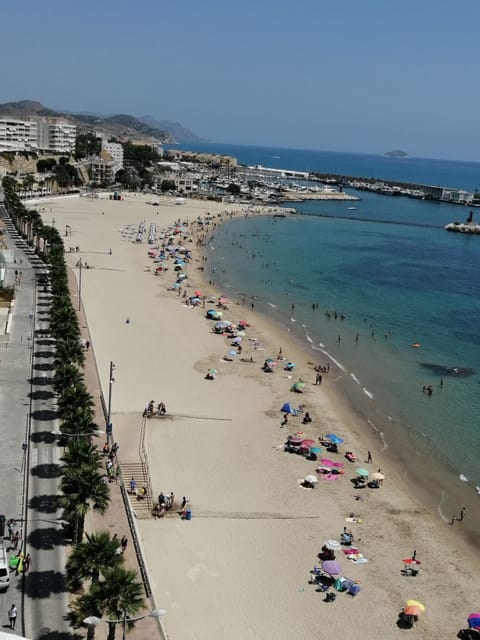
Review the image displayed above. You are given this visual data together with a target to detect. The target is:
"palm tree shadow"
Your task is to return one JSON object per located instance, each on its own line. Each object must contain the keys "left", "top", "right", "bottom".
{"left": 29, "top": 494, "right": 60, "bottom": 513}
{"left": 31, "top": 409, "right": 57, "bottom": 421}
{"left": 28, "top": 527, "right": 66, "bottom": 550}
{"left": 33, "top": 363, "right": 55, "bottom": 372}
{"left": 22, "top": 570, "right": 67, "bottom": 599}
{"left": 31, "top": 463, "right": 62, "bottom": 479}
{"left": 34, "top": 350, "right": 55, "bottom": 359}
{"left": 36, "top": 631, "right": 82, "bottom": 640}
{"left": 30, "top": 376, "right": 54, "bottom": 386}
{"left": 29, "top": 390, "right": 55, "bottom": 401}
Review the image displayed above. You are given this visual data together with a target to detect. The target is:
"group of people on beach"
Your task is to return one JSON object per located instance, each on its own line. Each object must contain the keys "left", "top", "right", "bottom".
{"left": 155, "top": 492, "right": 190, "bottom": 518}
{"left": 143, "top": 400, "right": 167, "bottom": 417}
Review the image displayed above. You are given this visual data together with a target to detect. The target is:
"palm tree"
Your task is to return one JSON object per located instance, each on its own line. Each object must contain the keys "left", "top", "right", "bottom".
{"left": 66, "top": 531, "right": 124, "bottom": 591}
{"left": 61, "top": 439, "right": 103, "bottom": 469}
{"left": 57, "top": 382, "right": 94, "bottom": 421}
{"left": 91, "top": 567, "right": 145, "bottom": 640}
{"left": 53, "top": 363, "right": 84, "bottom": 395}
{"left": 61, "top": 464, "right": 110, "bottom": 543}
{"left": 54, "top": 337, "right": 85, "bottom": 368}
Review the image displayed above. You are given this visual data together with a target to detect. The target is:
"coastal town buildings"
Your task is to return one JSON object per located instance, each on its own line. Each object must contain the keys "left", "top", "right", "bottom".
{"left": 90, "top": 149, "right": 116, "bottom": 184}
{"left": 0, "top": 118, "right": 37, "bottom": 152}
{"left": 101, "top": 141, "right": 124, "bottom": 175}
{"left": 0, "top": 116, "right": 76, "bottom": 153}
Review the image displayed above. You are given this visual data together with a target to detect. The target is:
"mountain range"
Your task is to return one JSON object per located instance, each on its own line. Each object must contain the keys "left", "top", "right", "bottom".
{"left": 0, "top": 100, "right": 203, "bottom": 144}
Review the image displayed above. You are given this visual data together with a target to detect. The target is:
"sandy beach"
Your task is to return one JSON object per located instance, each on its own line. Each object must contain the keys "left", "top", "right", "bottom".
{"left": 39, "top": 192, "right": 480, "bottom": 639}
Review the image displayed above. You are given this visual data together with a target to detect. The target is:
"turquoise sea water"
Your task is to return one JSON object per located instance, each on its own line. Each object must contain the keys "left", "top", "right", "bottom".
{"left": 176, "top": 143, "right": 480, "bottom": 521}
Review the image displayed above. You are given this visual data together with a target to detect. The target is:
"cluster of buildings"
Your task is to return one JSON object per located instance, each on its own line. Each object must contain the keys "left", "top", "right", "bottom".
{"left": 0, "top": 116, "right": 77, "bottom": 153}
{"left": 0, "top": 115, "right": 126, "bottom": 190}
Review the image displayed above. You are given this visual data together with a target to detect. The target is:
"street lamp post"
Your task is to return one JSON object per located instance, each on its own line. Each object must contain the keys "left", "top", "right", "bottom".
{"left": 107, "top": 361, "right": 116, "bottom": 442}
{"left": 83, "top": 608, "right": 166, "bottom": 640}
{"left": 78, "top": 258, "right": 83, "bottom": 311}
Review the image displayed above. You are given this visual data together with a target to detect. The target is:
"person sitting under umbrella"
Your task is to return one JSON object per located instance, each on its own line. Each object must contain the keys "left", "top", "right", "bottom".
{"left": 341, "top": 527, "right": 354, "bottom": 545}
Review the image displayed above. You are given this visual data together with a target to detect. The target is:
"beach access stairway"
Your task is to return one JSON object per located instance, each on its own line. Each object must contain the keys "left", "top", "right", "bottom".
{"left": 121, "top": 461, "right": 153, "bottom": 518}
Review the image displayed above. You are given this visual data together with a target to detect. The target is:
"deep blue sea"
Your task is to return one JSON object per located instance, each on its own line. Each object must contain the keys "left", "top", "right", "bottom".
{"left": 171, "top": 143, "right": 480, "bottom": 519}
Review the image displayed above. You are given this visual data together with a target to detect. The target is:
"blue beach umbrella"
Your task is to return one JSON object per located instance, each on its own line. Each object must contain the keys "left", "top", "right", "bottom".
{"left": 310, "top": 446, "right": 322, "bottom": 454}
{"left": 467, "top": 613, "right": 480, "bottom": 629}
{"left": 325, "top": 434, "right": 344, "bottom": 445}
{"left": 228, "top": 350, "right": 237, "bottom": 356}
{"left": 280, "top": 402, "right": 292, "bottom": 414}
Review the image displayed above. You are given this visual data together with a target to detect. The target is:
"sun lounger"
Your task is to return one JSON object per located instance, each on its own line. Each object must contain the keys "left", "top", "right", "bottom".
{"left": 345, "top": 516, "right": 362, "bottom": 524}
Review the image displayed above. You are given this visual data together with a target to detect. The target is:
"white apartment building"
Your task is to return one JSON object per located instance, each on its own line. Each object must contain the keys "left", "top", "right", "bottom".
{"left": 102, "top": 141, "right": 124, "bottom": 175}
{"left": 0, "top": 117, "right": 76, "bottom": 153}
{"left": 33, "top": 117, "right": 76, "bottom": 153}
{"left": 0, "top": 118, "right": 38, "bottom": 152}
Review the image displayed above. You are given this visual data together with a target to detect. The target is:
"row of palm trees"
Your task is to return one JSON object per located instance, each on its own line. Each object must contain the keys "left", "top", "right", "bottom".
{"left": 2, "top": 178, "right": 146, "bottom": 639}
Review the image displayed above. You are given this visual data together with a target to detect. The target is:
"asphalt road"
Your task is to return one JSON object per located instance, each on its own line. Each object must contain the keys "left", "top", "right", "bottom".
{"left": 0, "top": 207, "right": 73, "bottom": 640}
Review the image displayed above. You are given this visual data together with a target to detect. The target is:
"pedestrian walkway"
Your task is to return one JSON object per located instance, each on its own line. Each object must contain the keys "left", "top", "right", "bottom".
{"left": 67, "top": 268, "right": 162, "bottom": 640}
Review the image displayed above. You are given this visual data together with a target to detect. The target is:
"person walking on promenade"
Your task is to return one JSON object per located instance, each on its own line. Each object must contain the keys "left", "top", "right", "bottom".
{"left": 367, "top": 451, "right": 372, "bottom": 464}
{"left": 121, "top": 535, "right": 128, "bottom": 554}
{"left": 23, "top": 553, "right": 32, "bottom": 574}
{"left": 8, "top": 604, "right": 17, "bottom": 630}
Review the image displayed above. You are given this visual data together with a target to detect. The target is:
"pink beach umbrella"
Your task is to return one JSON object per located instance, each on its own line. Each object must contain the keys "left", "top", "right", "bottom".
{"left": 300, "top": 439, "right": 316, "bottom": 449}
{"left": 320, "top": 458, "right": 335, "bottom": 467}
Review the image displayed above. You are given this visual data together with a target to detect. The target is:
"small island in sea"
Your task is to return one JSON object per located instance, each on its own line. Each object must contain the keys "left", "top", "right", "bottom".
{"left": 384, "top": 149, "right": 408, "bottom": 158}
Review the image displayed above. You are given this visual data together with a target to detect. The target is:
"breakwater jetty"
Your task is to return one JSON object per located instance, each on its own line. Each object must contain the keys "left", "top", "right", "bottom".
{"left": 310, "top": 171, "right": 480, "bottom": 207}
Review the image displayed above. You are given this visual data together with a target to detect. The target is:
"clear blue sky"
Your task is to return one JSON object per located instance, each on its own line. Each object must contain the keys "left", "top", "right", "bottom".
{"left": 2, "top": 0, "right": 480, "bottom": 161}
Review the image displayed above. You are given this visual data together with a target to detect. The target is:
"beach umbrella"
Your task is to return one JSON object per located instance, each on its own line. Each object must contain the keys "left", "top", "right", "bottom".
{"left": 321, "top": 560, "right": 342, "bottom": 576}
{"left": 403, "top": 600, "right": 425, "bottom": 616}
{"left": 287, "top": 436, "right": 303, "bottom": 446}
{"left": 356, "top": 467, "right": 369, "bottom": 477}
{"left": 235, "top": 330, "right": 246, "bottom": 337}
{"left": 208, "top": 368, "right": 217, "bottom": 375}
{"left": 171, "top": 282, "right": 180, "bottom": 288}
{"left": 194, "top": 290, "right": 202, "bottom": 297}
{"left": 468, "top": 614, "right": 480, "bottom": 630}
{"left": 402, "top": 558, "right": 421, "bottom": 568}
{"left": 215, "top": 321, "right": 232, "bottom": 329}
{"left": 206, "top": 309, "right": 218, "bottom": 316}
{"left": 310, "top": 446, "right": 322, "bottom": 454}
{"left": 325, "top": 433, "right": 344, "bottom": 445}
{"left": 300, "top": 439, "right": 316, "bottom": 448}
{"left": 228, "top": 350, "right": 237, "bottom": 356}
{"left": 304, "top": 474, "right": 318, "bottom": 485}
{"left": 324, "top": 539, "right": 341, "bottom": 551}
{"left": 321, "top": 458, "right": 335, "bottom": 467}
{"left": 281, "top": 402, "right": 293, "bottom": 414}
{"left": 238, "top": 320, "right": 249, "bottom": 327}
{"left": 372, "top": 471, "right": 385, "bottom": 481}
{"left": 232, "top": 337, "right": 242, "bottom": 344}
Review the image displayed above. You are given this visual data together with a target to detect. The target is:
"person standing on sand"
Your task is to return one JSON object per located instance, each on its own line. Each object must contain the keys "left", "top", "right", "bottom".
{"left": 458, "top": 507, "right": 466, "bottom": 522}
{"left": 281, "top": 414, "right": 288, "bottom": 427}
{"left": 367, "top": 451, "right": 372, "bottom": 463}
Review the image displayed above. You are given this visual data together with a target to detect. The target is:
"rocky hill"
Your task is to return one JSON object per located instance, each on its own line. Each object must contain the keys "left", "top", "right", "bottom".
{"left": 0, "top": 100, "right": 176, "bottom": 144}
{"left": 139, "top": 115, "right": 204, "bottom": 143}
